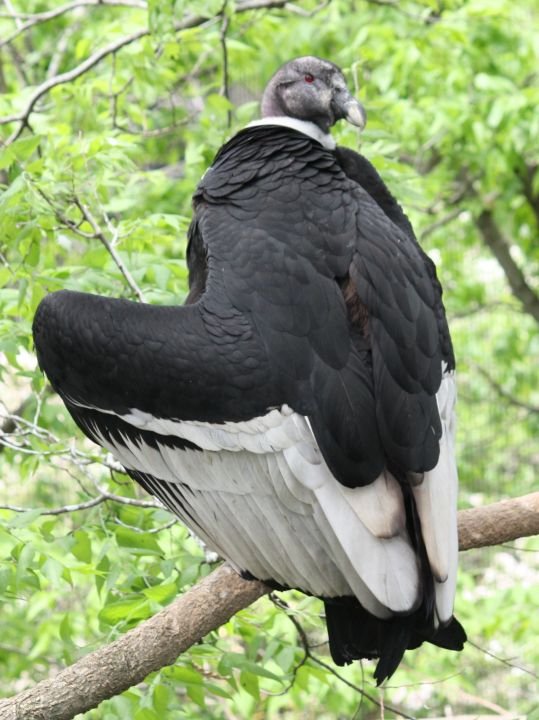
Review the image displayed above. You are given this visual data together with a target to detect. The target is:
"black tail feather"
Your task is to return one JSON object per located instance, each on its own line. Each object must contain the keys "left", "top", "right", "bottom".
{"left": 324, "top": 478, "right": 466, "bottom": 685}
{"left": 325, "top": 598, "right": 413, "bottom": 685}
{"left": 325, "top": 598, "right": 466, "bottom": 685}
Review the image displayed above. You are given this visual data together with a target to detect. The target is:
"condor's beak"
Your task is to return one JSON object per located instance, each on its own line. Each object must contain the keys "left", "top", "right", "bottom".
{"left": 344, "top": 99, "right": 367, "bottom": 130}
{"left": 332, "top": 89, "right": 367, "bottom": 131}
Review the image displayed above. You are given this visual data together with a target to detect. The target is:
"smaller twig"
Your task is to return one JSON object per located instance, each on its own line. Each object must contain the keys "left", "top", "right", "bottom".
{"left": 266, "top": 595, "right": 309, "bottom": 696}
{"left": 364, "top": 0, "right": 441, "bottom": 23}
{"left": 0, "top": 0, "right": 289, "bottom": 146}
{"left": 449, "top": 300, "right": 515, "bottom": 320}
{"left": 0, "top": 436, "right": 62, "bottom": 455}
{"left": 235, "top": 0, "right": 289, "bottom": 9}
{"left": 0, "top": 396, "right": 35, "bottom": 452}
{"left": 0, "top": 25, "right": 149, "bottom": 144}
{"left": 0, "top": 0, "right": 147, "bottom": 49}
{"left": 46, "top": 19, "right": 82, "bottom": 79}
{"left": 269, "top": 595, "right": 415, "bottom": 720}
{"left": 500, "top": 543, "right": 539, "bottom": 553}
{"left": 467, "top": 640, "right": 538, "bottom": 679}
{"left": 113, "top": 119, "right": 189, "bottom": 138}
{"left": 4, "top": 38, "right": 30, "bottom": 87}
{"left": 0, "top": 484, "right": 163, "bottom": 516}
{"left": 2, "top": 0, "right": 23, "bottom": 29}
{"left": 419, "top": 207, "right": 463, "bottom": 241}
{"left": 383, "top": 670, "right": 463, "bottom": 689}
{"left": 283, "top": 0, "right": 331, "bottom": 17}
{"left": 219, "top": 1, "right": 232, "bottom": 129}
{"left": 73, "top": 198, "right": 146, "bottom": 302}
{"left": 94, "top": 481, "right": 163, "bottom": 508}
{"left": 0, "top": 495, "right": 107, "bottom": 515}
{"left": 456, "top": 689, "right": 513, "bottom": 715}
{"left": 113, "top": 516, "right": 178, "bottom": 534}
{"left": 471, "top": 362, "right": 539, "bottom": 415}
{"left": 32, "top": 185, "right": 93, "bottom": 237}
{"left": 108, "top": 60, "right": 133, "bottom": 130}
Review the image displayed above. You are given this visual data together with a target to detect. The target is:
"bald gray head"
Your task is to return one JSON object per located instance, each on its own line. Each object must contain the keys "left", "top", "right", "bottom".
{"left": 260, "top": 56, "right": 366, "bottom": 133}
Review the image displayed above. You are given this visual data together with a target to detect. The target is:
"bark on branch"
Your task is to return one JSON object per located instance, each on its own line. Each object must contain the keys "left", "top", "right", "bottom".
{"left": 457, "top": 492, "right": 539, "bottom": 551}
{"left": 477, "top": 209, "right": 539, "bottom": 325}
{"left": 1, "top": 492, "right": 538, "bottom": 720}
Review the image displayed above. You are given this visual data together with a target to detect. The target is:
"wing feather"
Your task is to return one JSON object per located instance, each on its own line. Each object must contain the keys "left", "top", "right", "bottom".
{"left": 411, "top": 372, "right": 459, "bottom": 622}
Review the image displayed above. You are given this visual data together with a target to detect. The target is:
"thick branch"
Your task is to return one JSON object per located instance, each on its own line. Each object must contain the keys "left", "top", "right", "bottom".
{"left": 0, "top": 493, "right": 538, "bottom": 720}
{"left": 457, "top": 491, "right": 539, "bottom": 551}
{"left": 519, "top": 162, "right": 539, "bottom": 227}
{"left": 0, "top": 565, "right": 267, "bottom": 720}
{"left": 477, "top": 209, "right": 539, "bottom": 324}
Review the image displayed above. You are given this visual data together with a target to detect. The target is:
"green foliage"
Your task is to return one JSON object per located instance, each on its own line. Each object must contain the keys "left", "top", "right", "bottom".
{"left": 0, "top": 0, "right": 538, "bottom": 717}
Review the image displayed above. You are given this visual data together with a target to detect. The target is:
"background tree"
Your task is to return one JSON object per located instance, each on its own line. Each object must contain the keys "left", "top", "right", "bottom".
{"left": 0, "top": 0, "right": 537, "bottom": 717}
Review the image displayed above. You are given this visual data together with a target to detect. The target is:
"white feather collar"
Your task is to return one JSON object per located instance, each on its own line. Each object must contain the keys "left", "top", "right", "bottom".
{"left": 246, "top": 117, "right": 336, "bottom": 150}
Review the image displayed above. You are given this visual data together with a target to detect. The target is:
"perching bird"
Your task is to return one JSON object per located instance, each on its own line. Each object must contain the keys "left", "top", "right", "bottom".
{"left": 33, "top": 56, "right": 466, "bottom": 684}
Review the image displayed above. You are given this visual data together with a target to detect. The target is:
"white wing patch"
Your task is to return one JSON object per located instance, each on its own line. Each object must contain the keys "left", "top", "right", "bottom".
{"left": 411, "top": 370, "right": 459, "bottom": 623}
{"left": 90, "top": 403, "right": 427, "bottom": 619}
{"left": 284, "top": 436, "right": 419, "bottom": 614}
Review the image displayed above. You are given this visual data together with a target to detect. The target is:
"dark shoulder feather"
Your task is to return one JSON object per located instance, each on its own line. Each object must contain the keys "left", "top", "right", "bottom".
{"left": 334, "top": 146, "right": 415, "bottom": 239}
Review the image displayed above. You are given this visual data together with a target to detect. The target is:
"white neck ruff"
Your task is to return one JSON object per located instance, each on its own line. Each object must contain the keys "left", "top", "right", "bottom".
{"left": 246, "top": 117, "right": 335, "bottom": 150}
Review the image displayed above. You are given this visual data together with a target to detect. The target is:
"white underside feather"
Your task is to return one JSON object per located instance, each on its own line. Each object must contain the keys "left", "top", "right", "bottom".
{"left": 91, "top": 405, "right": 423, "bottom": 617}
{"left": 89, "top": 385, "right": 458, "bottom": 623}
{"left": 411, "top": 371, "right": 459, "bottom": 623}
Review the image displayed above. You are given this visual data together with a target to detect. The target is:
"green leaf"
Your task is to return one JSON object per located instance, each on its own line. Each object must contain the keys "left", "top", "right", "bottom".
{"left": 168, "top": 665, "right": 203, "bottom": 685}
{"left": 186, "top": 683, "right": 205, "bottom": 708}
{"left": 134, "top": 708, "right": 160, "bottom": 720}
{"left": 152, "top": 684, "right": 172, "bottom": 713}
{"left": 142, "top": 582, "right": 177, "bottom": 605}
{"left": 114, "top": 526, "right": 162, "bottom": 555}
{"left": 98, "top": 595, "right": 149, "bottom": 625}
{"left": 10, "top": 135, "right": 42, "bottom": 163}
{"left": 239, "top": 670, "right": 259, "bottom": 700}
{"left": 219, "top": 652, "right": 283, "bottom": 681}
{"left": 71, "top": 530, "right": 92, "bottom": 563}
{"left": 59, "top": 614, "right": 73, "bottom": 645}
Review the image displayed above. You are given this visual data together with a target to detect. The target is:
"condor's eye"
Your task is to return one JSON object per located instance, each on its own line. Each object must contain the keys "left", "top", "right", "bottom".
{"left": 304, "top": 73, "right": 315, "bottom": 83}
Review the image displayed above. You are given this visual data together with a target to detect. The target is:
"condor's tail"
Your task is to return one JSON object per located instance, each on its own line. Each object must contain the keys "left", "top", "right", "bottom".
{"left": 324, "top": 597, "right": 466, "bottom": 685}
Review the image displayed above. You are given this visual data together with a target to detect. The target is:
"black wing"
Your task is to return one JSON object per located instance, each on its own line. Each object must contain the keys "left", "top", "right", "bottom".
{"left": 193, "top": 126, "right": 450, "bottom": 485}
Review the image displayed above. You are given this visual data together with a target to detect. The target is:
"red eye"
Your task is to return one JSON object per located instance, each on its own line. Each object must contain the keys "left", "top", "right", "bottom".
{"left": 304, "top": 74, "right": 315, "bottom": 83}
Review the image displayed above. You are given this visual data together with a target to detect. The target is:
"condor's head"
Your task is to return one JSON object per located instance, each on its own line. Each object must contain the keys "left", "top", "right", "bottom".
{"left": 260, "top": 56, "right": 367, "bottom": 134}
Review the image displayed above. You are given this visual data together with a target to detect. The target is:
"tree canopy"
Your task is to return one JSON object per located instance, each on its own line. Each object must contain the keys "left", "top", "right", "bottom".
{"left": 0, "top": 1, "right": 538, "bottom": 717}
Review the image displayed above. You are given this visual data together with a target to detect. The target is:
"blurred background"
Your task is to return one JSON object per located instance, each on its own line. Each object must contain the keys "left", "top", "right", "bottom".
{"left": 0, "top": 0, "right": 537, "bottom": 717}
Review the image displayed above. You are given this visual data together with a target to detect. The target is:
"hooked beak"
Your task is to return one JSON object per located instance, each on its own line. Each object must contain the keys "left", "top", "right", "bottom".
{"left": 332, "top": 89, "right": 367, "bottom": 131}
{"left": 343, "top": 99, "right": 367, "bottom": 130}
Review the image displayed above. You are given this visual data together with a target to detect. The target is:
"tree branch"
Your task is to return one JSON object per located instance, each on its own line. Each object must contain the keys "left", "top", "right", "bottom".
{"left": 0, "top": 0, "right": 147, "bottom": 49}
{"left": 472, "top": 362, "right": 539, "bottom": 415}
{"left": 0, "top": 565, "right": 267, "bottom": 720}
{"left": 519, "top": 161, "right": 539, "bottom": 227}
{"left": 477, "top": 209, "right": 539, "bottom": 325}
{"left": 457, "top": 492, "right": 539, "bottom": 551}
{"left": 0, "top": 493, "right": 537, "bottom": 720}
{"left": 0, "top": 0, "right": 290, "bottom": 146}
{"left": 74, "top": 198, "right": 146, "bottom": 302}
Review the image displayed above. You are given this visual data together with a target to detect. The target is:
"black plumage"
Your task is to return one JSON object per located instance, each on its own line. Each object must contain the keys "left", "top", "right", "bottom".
{"left": 33, "top": 56, "right": 465, "bottom": 683}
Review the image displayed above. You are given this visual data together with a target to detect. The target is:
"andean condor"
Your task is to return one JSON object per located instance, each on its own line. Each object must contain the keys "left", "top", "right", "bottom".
{"left": 33, "top": 56, "right": 466, "bottom": 684}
